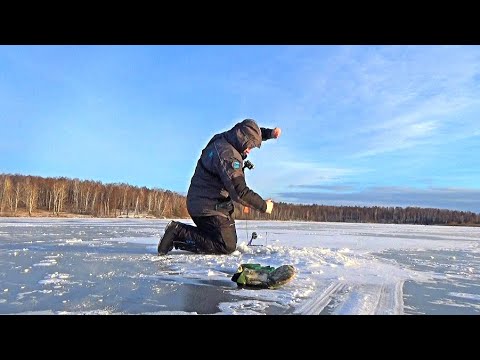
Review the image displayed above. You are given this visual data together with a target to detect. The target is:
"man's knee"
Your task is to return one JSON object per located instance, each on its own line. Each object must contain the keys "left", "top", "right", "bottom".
{"left": 220, "top": 231, "right": 237, "bottom": 254}
{"left": 223, "top": 242, "right": 237, "bottom": 254}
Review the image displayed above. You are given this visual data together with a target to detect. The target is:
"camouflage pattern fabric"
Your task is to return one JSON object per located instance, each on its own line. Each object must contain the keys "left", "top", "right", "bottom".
{"left": 231, "top": 263, "right": 296, "bottom": 289}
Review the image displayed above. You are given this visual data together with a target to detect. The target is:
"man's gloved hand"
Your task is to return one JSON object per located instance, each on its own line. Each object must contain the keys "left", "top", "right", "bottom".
{"left": 272, "top": 127, "right": 281, "bottom": 139}
{"left": 265, "top": 199, "right": 274, "bottom": 214}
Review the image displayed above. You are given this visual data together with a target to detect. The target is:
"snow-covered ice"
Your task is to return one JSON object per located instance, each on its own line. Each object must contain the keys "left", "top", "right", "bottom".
{"left": 0, "top": 218, "right": 479, "bottom": 315}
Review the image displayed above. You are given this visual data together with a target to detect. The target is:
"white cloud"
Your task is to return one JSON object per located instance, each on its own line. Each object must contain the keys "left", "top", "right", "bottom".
{"left": 228, "top": 46, "right": 480, "bottom": 156}
{"left": 247, "top": 144, "right": 366, "bottom": 198}
{"left": 350, "top": 47, "right": 480, "bottom": 155}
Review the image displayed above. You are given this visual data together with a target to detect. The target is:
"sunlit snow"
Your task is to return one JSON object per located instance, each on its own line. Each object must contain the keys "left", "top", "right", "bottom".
{"left": 1, "top": 218, "right": 479, "bottom": 315}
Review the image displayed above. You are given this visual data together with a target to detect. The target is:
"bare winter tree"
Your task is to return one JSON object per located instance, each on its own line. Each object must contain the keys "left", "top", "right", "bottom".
{"left": 52, "top": 180, "right": 67, "bottom": 216}
{"left": 13, "top": 181, "right": 21, "bottom": 214}
{"left": 72, "top": 179, "right": 80, "bottom": 213}
{"left": 24, "top": 177, "right": 38, "bottom": 216}
{"left": 0, "top": 175, "right": 12, "bottom": 214}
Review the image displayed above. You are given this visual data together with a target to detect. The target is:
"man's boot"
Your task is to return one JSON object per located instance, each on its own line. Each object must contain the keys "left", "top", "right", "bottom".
{"left": 157, "top": 221, "right": 180, "bottom": 255}
{"left": 173, "top": 239, "right": 199, "bottom": 254}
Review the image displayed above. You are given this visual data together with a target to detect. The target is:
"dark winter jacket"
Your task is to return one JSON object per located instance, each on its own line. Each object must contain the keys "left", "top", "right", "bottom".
{"left": 186, "top": 119, "right": 276, "bottom": 217}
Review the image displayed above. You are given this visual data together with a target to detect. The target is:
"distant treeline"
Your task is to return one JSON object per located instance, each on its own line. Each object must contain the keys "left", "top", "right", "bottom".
{"left": 1, "top": 173, "right": 479, "bottom": 226}
{"left": 0, "top": 173, "right": 188, "bottom": 218}
{"left": 236, "top": 202, "right": 480, "bottom": 226}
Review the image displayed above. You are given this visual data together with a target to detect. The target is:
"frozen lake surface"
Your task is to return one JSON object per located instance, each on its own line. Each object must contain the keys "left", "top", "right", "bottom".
{"left": 1, "top": 218, "right": 479, "bottom": 315}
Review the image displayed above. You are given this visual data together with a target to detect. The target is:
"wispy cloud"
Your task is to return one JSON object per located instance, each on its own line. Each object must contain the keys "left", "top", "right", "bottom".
{"left": 249, "top": 142, "right": 366, "bottom": 189}
{"left": 346, "top": 46, "right": 480, "bottom": 157}
{"left": 353, "top": 94, "right": 480, "bottom": 157}
{"left": 226, "top": 46, "right": 480, "bottom": 162}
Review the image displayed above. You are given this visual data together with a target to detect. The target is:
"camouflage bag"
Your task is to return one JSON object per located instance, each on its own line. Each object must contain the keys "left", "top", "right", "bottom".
{"left": 231, "top": 263, "right": 296, "bottom": 289}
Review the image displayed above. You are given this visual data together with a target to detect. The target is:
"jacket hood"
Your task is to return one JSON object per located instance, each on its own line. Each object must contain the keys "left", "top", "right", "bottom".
{"left": 224, "top": 119, "right": 262, "bottom": 154}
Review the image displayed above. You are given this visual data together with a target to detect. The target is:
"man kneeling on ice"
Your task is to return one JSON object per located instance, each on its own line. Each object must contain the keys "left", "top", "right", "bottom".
{"left": 158, "top": 119, "right": 281, "bottom": 255}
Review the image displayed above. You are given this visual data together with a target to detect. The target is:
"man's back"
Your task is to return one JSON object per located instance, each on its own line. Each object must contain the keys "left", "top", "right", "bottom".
{"left": 186, "top": 136, "right": 240, "bottom": 217}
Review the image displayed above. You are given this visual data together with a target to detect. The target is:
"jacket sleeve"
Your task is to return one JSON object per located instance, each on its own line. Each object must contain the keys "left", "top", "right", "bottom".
{"left": 231, "top": 175, "right": 267, "bottom": 212}
{"left": 260, "top": 127, "right": 275, "bottom": 141}
{"left": 213, "top": 143, "right": 267, "bottom": 212}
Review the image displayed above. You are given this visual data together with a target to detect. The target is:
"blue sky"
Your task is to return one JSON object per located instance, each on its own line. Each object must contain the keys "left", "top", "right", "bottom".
{"left": 1, "top": 45, "right": 480, "bottom": 213}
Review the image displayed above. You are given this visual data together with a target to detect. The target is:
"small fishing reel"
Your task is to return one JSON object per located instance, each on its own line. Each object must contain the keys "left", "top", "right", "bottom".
{"left": 243, "top": 160, "right": 255, "bottom": 171}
